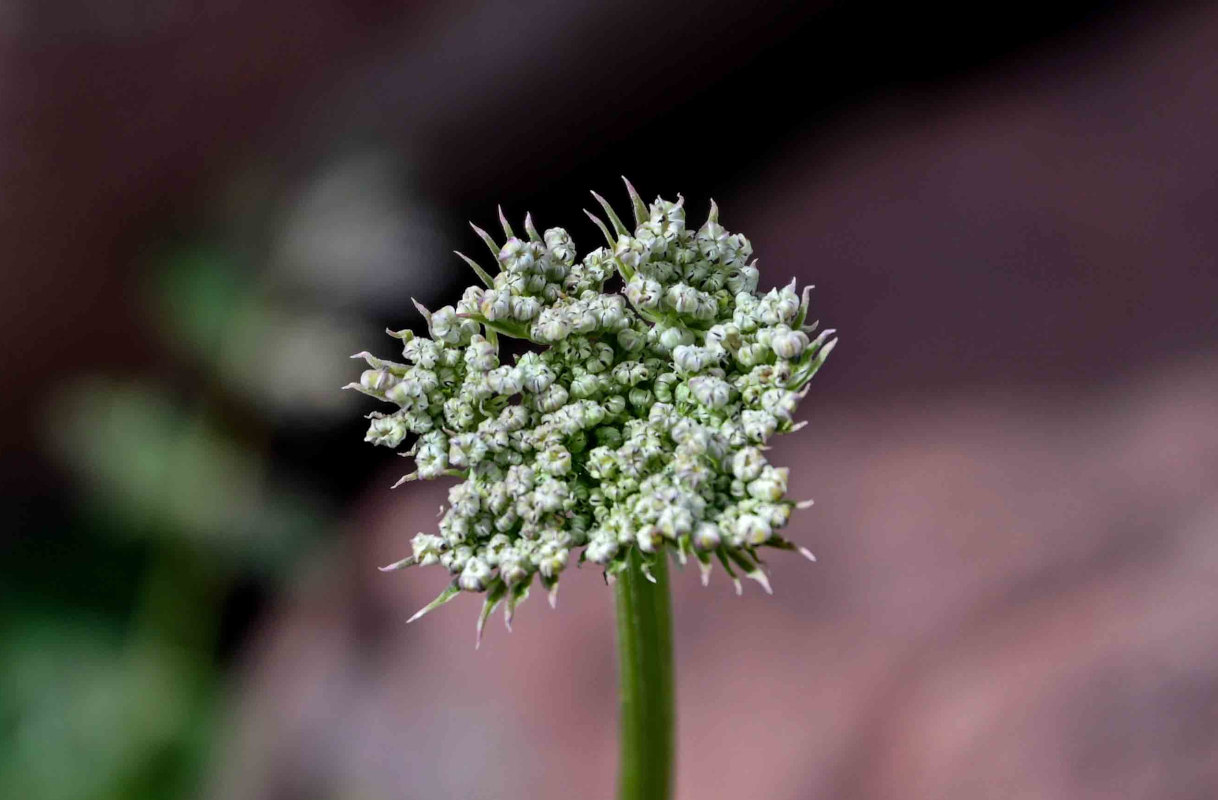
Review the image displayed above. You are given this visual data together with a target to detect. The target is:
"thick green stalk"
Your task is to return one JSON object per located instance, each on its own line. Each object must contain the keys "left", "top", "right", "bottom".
{"left": 614, "top": 549, "right": 675, "bottom": 800}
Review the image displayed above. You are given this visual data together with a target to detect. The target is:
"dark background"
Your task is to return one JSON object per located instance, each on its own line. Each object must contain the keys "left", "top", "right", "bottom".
{"left": 3, "top": 2, "right": 1217, "bottom": 798}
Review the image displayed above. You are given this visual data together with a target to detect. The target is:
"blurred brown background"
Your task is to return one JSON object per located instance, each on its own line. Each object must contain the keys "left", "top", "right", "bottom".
{"left": 3, "top": 2, "right": 1217, "bottom": 799}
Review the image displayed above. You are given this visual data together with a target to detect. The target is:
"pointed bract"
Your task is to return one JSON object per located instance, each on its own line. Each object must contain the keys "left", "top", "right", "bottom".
{"left": 584, "top": 209, "right": 615, "bottom": 247}
{"left": 622, "top": 177, "right": 647, "bottom": 227}
{"left": 454, "top": 251, "right": 495, "bottom": 288}
{"left": 470, "top": 222, "right": 500, "bottom": 260}
{"left": 378, "top": 555, "right": 417, "bottom": 572}
{"left": 407, "top": 583, "right": 461, "bottom": 623}
{"left": 590, "top": 191, "right": 629, "bottom": 237}
{"left": 497, "top": 206, "right": 515, "bottom": 239}
{"left": 476, "top": 579, "right": 508, "bottom": 648}
{"left": 524, "top": 213, "right": 541, "bottom": 242}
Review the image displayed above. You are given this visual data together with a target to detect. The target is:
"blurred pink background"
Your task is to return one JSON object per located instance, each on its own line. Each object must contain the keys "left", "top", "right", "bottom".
{"left": 3, "top": 3, "right": 1216, "bottom": 799}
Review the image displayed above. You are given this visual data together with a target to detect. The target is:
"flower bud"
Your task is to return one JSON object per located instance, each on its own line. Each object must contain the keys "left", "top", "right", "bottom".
{"left": 636, "top": 525, "right": 664, "bottom": 553}
{"left": 625, "top": 277, "right": 662, "bottom": 311}
{"left": 487, "top": 366, "right": 523, "bottom": 396}
{"left": 736, "top": 514, "right": 772, "bottom": 545}
{"left": 536, "top": 383, "right": 569, "bottom": 413}
{"left": 360, "top": 369, "right": 396, "bottom": 394}
{"left": 731, "top": 447, "right": 765, "bottom": 481}
{"left": 665, "top": 283, "right": 701, "bottom": 315}
{"left": 587, "top": 342, "right": 615, "bottom": 373}
{"left": 537, "top": 547, "right": 569, "bottom": 579}
{"left": 519, "top": 361, "right": 555, "bottom": 393}
{"left": 534, "top": 311, "right": 571, "bottom": 343}
{"left": 611, "top": 361, "right": 648, "bottom": 387}
{"left": 585, "top": 537, "right": 618, "bottom": 564}
{"left": 499, "top": 555, "right": 530, "bottom": 586}
{"left": 617, "top": 328, "right": 646, "bottom": 352}
{"left": 742, "top": 410, "right": 778, "bottom": 442}
{"left": 480, "top": 288, "right": 512, "bottom": 321}
{"left": 459, "top": 558, "right": 493, "bottom": 591}
{"left": 657, "top": 324, "right": 694, "bottom": 353}
{"left": 689, "top": 376, "right": 732, "bottom": 409}
{"left": 511, "top": 295, "right": 542, "bottom": 322}
{"left": 366, "top": 415, "right": 408, "bottom": 447}
{"left": 539, "top": 445, "right": 572, "bottom": 476}
{"left": 693, "top": 522, "right": 721, "bottom": 551}
{"left": 544, "top": 227, "right": 576, "bottom": 265}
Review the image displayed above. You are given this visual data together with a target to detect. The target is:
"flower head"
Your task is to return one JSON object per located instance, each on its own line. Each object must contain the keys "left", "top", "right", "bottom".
{"left": 349, "top": 181, "right": 836, "bottom": 644}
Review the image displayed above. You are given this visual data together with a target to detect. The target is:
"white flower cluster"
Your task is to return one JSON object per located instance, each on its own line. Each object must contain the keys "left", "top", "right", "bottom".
{"left": 348, "top": 181, "right": 835, "bottom": 642}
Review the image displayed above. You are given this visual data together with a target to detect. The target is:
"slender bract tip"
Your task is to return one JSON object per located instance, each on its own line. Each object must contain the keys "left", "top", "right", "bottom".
{"left": 475, "top": 581, "right": 507, "bottom": 648}
{"left": 470, "top": 222, "right": 500, "bottom": 260}
{"left": 378, "top": 555, "right": 417, "bottom": 572}
{"left": 454, "top": 251, "right": 495, "bottom": 288}
{"left": 797, "top": 546, "right": 817, "bottom": 563}
{"left": 497, "top": 205, "right": 514, "bottom": 239}
{"left": 796, "top": 284, "right": 816, "bottom": 327}
{"left": 391, "top": 472, "right": 419, "bottom": 488}
{"left": 746, "top": 568, "right": 773, "bottom": 595}
{"left": 505, "top": 583, "right": 529, "bottom": 630}
{"left": 407, "top": 583, "right": 461, "bottom": 623}
{"left": 796, "top": 498, "right": 815, "bottom": 509}
{"left": 622, "top": 176, "right": 647, "bottom": 227}
{"left": 590, "top": 190, "right": 629, "bottom": 236}
{"left": 524, "top": 212, "right": 541, "bottom": 242}
{"left": 410, "top": 298, "right": 431, "bottom": 322}
{"left": 708, "top": 199, "right": 720, "bottom": 223}
{"left": 584, "top": 209, "right": 615, "bottom": 247}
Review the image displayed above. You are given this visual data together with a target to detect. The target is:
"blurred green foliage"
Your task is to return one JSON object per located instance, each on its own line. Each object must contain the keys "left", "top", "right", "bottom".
{"left": 3, "top": 245, "right": 340, "bottom": 799}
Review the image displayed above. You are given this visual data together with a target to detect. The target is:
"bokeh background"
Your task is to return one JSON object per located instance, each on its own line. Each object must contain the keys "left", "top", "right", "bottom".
{"left": 4, "top": 2, "right": 1217, "bottom": 798}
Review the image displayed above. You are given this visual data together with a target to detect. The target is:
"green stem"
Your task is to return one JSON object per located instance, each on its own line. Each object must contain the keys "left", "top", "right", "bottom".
{"left": 614, "top": 550, "right": 675, "bottom": 800}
